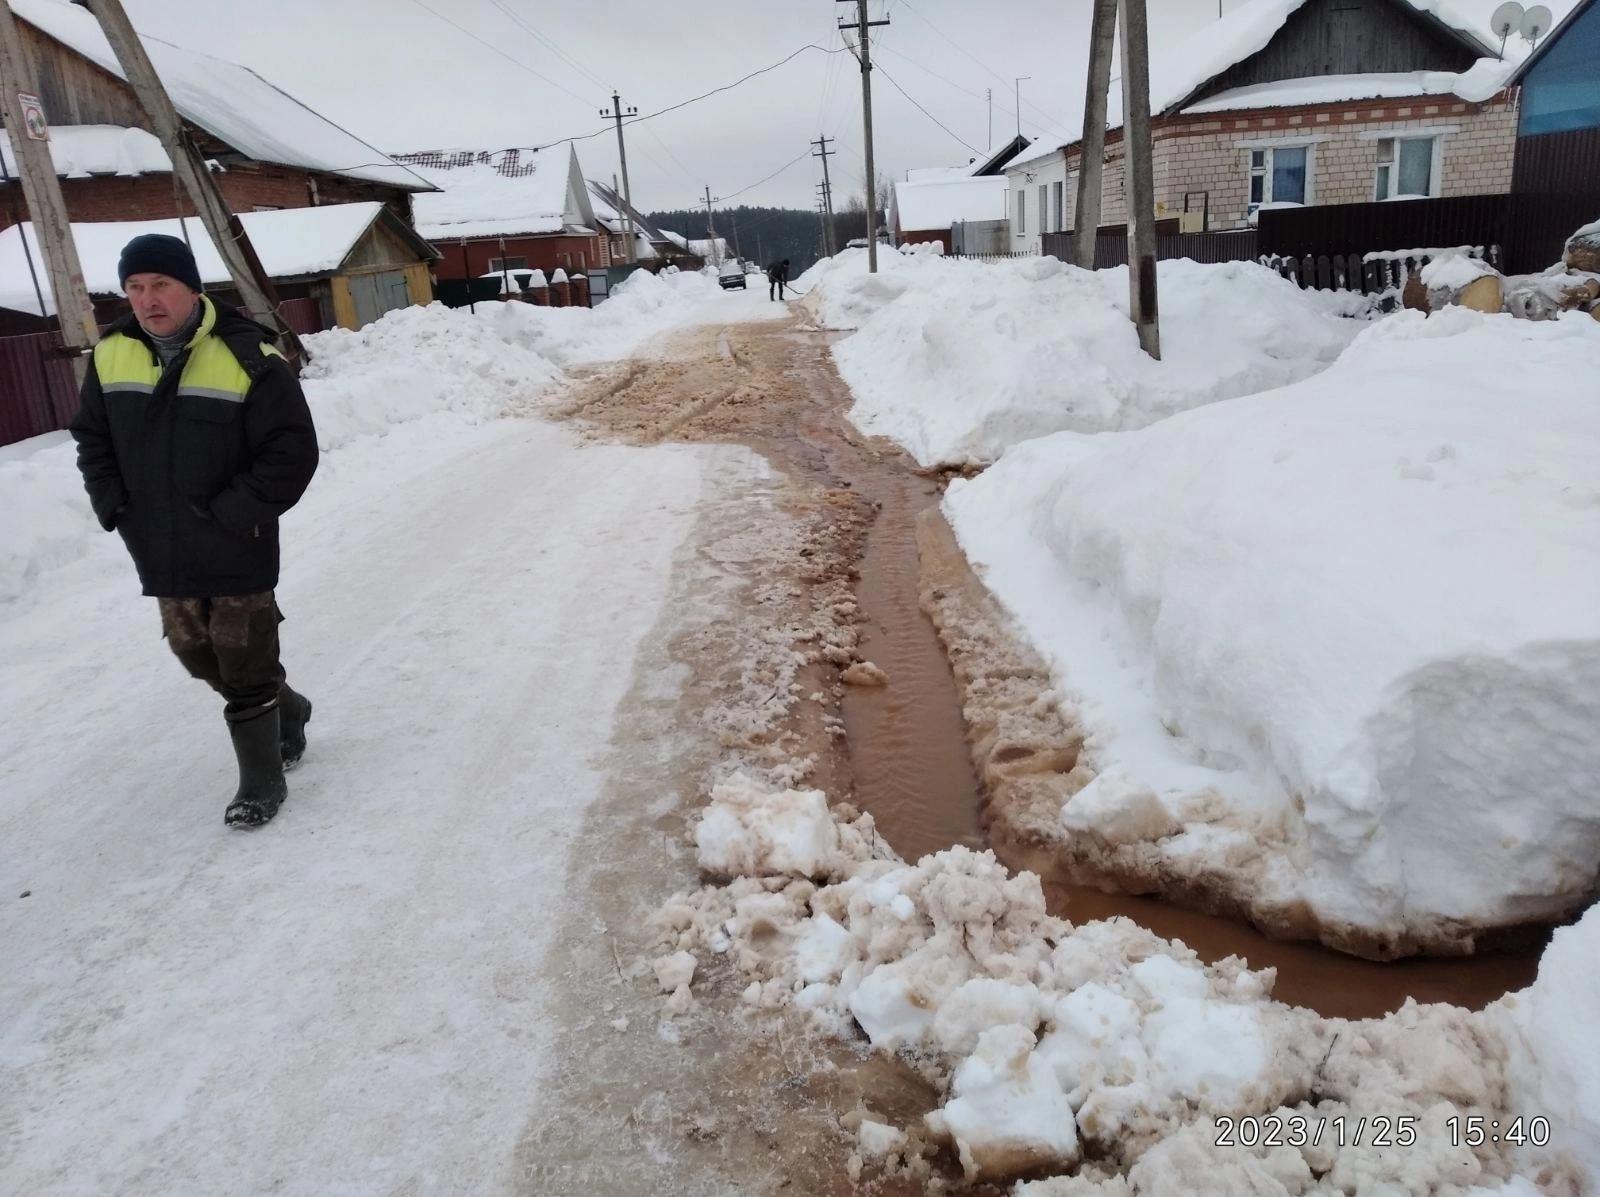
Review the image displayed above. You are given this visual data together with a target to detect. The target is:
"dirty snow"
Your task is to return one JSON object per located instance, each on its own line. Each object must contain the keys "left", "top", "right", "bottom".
{"left": 658, "top": 780, "right": 1588, "bottom": 1191}
{"left": 797, "top": 250, "right": 1363, "bottom": 467}
{"left": 943, "top": 306, "right": 1600, "bottom": 951}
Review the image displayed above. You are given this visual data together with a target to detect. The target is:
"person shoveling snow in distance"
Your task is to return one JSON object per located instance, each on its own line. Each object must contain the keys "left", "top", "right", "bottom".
{"left": 766, "top": 258, "right": 790, "bottom": 302}
{"left": 70, "top": 234, "right": 319, "bottom": 829}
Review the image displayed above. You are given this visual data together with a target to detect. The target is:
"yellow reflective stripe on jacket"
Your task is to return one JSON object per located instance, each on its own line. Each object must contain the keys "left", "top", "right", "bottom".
{"left": 93, "top": 296, "right": 273, "bottom": 403}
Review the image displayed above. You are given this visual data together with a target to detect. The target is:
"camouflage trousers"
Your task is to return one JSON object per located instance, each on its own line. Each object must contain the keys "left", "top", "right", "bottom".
{"left": 158, "top": 591, "right": 288, "bottom": 723}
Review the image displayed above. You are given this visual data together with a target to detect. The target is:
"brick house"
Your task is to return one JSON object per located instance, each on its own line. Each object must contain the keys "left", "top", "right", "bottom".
{"left": 1006, "top": 0, "right": 1517, "bottom": 251}
{"left": 401, "top": 147, "right": 605, "bottom": 281}
{"left": 0, "top": 0, "right": 432, "bottom": 230}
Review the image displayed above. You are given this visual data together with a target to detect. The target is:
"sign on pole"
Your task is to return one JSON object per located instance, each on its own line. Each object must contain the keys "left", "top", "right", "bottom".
{"left": 17, "top": 90, "right": 48, "bottom": 139}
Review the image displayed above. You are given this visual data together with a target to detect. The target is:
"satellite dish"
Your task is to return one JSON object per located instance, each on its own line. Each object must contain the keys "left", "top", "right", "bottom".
{"left": 1521, "top": 4, "right": 1553, "bottom": 46}
{"left": 1489, "top": 0, "right": 1525, "bottom": 57}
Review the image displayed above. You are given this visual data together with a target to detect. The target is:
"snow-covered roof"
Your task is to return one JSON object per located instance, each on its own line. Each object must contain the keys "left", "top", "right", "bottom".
{"left": 893, "top": 175, "right": 1009, "bottom": 232}
{"left": 585, "top": 179, "right": 671, "bottom": 245}
{"left": 689, "top": 237, "right": 729, "bottom": 259}
{"left": 410, "top": 151, "right": 591, "bottom": 241}
{"left": 1008, "top": 0, "right": 1505, "bottom": 171}
{"left": 0, "top": 203, "right": 424, "bottom": 315}
{"left": 10, "top": 0, "right": 430, "bottom": 191}
{"left": 1184, "top": 58, "right": 1513, "bottom": 112}
{"left": 0, "top": 125, "right": 170, "bottom": 178}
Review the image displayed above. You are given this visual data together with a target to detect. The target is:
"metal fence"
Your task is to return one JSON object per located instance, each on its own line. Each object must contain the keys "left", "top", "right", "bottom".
{"left": 0, "top": 331, "right": 81, "bottom": 448}
{"left": 951, "top": 219, "right": 1011, "bottom": 256}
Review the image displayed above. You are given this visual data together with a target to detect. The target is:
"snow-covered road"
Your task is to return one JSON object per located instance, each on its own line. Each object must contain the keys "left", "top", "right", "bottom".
{"left": 0, "top": 411, "right": 740, "bottom": 1193}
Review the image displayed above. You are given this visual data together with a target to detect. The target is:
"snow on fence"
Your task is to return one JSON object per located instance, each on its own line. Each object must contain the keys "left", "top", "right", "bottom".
{"left": 1260, "top": 244, "right": 1502, "bottom": 305}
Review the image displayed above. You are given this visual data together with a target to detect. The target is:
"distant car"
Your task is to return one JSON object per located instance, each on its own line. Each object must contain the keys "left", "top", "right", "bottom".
{"left": 717, "top": 260, "right": 747, "bottom": 290}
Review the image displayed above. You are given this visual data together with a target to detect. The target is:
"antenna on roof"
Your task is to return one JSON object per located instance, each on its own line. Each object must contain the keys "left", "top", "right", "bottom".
{"left": 1489, "top": 1, "right": 1525, "bottom": 58}
{"left": 1520, "top": 5, "right": 1553, "bottom": 48}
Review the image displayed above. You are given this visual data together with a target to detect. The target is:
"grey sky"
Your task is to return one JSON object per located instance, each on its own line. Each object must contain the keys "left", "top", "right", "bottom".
{"left": 119, "top": 0, "right": 1565, "bottom": 213}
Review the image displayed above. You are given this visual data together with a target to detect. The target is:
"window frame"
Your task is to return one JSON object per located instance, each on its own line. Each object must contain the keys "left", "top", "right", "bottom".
{"left": 1371, "top": 133, "right": 1444, "bottom": 200}
{"left": 1052, "top": 180, "right": 1064, "bottom": 232}
{"left": 1016, "top": 188, "right": 1026, "bottom": 236}
{"left": 1245, "top": 141, "right": 1316, "bottom": 212}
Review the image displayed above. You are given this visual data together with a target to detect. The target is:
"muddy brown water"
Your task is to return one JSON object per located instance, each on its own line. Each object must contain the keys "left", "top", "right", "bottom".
{"left": 731, "top": 324, "right": 1544, "bottom": 1023}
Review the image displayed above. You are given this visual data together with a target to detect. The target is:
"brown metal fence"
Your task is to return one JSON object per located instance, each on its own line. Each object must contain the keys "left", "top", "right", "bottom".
{"left": 0, "top": 331, "right": 81, "bottom": 448}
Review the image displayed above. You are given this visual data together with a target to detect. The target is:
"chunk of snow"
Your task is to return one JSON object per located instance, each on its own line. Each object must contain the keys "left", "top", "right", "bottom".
{"left": 924, "top": 1024, "right": 1081, "bottom": 1180}
{"left": 693, "top": 777, "right": 842, "bottom": 879}
{"left": 931, "top": 977, "right": 1042, "bottom": 1057}
{"left": 793, "top": 913, "right": 854, "bottom": 983}
{"left": 652, "top": 951, "right": 697, "bottom": 993}
{"left": 1419, "top": 250, "right": 1495, "bottom": 291}
{"left": 856, "top": 1119, "right": 906, "bottom": 1159}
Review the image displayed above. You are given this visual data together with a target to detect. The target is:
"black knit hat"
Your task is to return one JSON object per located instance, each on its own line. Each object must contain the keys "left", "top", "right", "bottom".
{"left": 118, "top": 233, "right": 203, "bottom": 292}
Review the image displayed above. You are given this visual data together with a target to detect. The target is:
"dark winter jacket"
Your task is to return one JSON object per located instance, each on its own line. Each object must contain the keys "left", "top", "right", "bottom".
{"left": 70, "top": 296, "right": 319, "bottom": 598}
{"left": 766, "top": 260, "right": 789, "bottom": 283}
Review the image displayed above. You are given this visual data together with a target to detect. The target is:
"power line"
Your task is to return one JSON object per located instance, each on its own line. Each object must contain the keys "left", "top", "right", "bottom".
{"left": 711, "top": 148, "right": 814, "bottom": 204}
{"left": 402, "top": 0, "right": 594, "bottom": 106}
{"left": 485, "top": 0, "right": 608, "bottom": 92}
{"left": 316, "top": 43, "right": 850, "bottom": 175}
{"left": 894, "top": 0, "right": 1074, "bottom": 136}
{"left": 874, "top": 61, "right": 982, "bottom": 155}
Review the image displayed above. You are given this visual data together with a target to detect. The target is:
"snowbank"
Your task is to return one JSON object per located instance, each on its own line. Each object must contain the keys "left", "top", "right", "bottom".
{"left": 1494, "top": 904, "right": 1600, "bottom": 1189}
{"left": 944, "top": 307, "right": 1600, "bottom": 952}
{"left": 658, "top": 780, "right": 1564, "bottom": 1191}
{"left": 797, "top": 250, "right": 1363, "bottom": 467}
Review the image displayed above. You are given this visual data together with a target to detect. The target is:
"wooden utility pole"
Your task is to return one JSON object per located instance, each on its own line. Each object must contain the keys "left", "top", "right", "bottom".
{"left": 1014, "top": 76, "right": 1031, "bottom": 139}
{"left": 82, "top": 0, "right": 301, "bottom": 364}
{"left": 811, "top": 135, "right": 837, "bottom": 258}
{"left": 1073, "top": 0, "right": 1117, "bottom": 270}
{"left": 838, "top": 0, "right": 888, "bottom": 273}
{"left": 1119, "top": 0, "right": 1160, "bottom": 358}
{"left": 702, "top": 185, "right": 720, "bottom": 266}
{"left": 600, "top": 91, "right": 638, "bottom": 263}
{"left": 0, "top": 0, "right": 99, "bottom": 380}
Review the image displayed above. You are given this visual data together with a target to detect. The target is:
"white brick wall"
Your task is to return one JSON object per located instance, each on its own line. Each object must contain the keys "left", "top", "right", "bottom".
{"left": 1004, "top": 92, "right": 1519, "bottom": 245}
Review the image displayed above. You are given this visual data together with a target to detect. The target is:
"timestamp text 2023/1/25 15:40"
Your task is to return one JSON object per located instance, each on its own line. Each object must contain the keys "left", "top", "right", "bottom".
{"left": 1213, "top": 1114, "right": 1553, "bottom": 1149}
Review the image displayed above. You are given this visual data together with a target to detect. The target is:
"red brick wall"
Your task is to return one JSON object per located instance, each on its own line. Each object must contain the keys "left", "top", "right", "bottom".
{"left": 435, "top": 234, "right": 604, "bottom": 280}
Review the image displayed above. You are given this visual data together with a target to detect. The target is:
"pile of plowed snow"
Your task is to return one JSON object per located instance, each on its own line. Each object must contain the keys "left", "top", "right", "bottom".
{"left": 653, "top": 776, "right": 1594, "bottom": 1193}
{"left": 944, "top": 307, "right": 1600, "bottom": 953}
{"left": 795, "top": 249, "right": 1365, "bottom": 467}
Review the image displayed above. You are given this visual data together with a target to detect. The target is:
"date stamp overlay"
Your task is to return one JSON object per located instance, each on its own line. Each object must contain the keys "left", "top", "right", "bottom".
{"left": 1213, "top": 1114, "right": 1553, "bottom": 1150}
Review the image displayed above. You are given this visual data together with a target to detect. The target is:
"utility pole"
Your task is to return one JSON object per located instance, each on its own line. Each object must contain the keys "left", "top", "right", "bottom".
{"left": 82, "top": 0, "right": 301, "bottom": 364}
{"left": 0, "top": 0, "right": 98, "bottom": 380}
{"left": 1014, "top": 77, "right": 1031, "bottom": 139}
{"left": 702, "top": 185, "right": 720, "bottom": 266}
{"left": 838, "top": 0, "right": 888, "bottom": 274}
{"left": 986, "top": 87, "right": 992, "bottom": 150}
{"left": 729, "top": 207, "right": 742, "bottom": 260}
{"left": 600, "top": 91, "right": 638, "bottom": 263}
{"left": 816, "top": 182, "right": 834, "bottom": 257}
{"left": 1073, "top": 0, "right": 1117, "bottom": 270}
{"left": 1119, "top": 0, "right": 1160, "bottom": 358}
{"left": 811, "top": 135, "right": 837, "bottom": 258}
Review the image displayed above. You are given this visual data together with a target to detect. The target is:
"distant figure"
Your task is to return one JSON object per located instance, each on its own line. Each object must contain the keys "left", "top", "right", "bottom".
{"left": 70, "top": 234, "right": 319, "bottom": 829}
{"left": 766, "top": 258, "right": 790, "bottom": 302}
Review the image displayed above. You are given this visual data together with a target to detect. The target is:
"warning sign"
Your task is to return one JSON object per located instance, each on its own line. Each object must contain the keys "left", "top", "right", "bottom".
{"left": 17, "top": 91, "right": 48, "bottom": 141}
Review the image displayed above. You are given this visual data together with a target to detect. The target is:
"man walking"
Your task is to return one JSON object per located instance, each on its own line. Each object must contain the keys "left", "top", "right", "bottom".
{"left": 71, "top": 234, "right": 319, "bottom": 828}
{"left": 766, "top": 258, "right": 790, "bottom": 302}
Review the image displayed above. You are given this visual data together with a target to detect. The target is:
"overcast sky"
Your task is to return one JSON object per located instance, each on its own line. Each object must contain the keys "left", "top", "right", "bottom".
{"left": 118, "top": 0, "right": 1567, "bottom": 213}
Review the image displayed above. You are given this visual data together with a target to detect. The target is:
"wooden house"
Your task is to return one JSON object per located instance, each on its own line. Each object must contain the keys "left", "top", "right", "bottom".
{"left": 0, "top": 0, "right": 432, "bottom": 230}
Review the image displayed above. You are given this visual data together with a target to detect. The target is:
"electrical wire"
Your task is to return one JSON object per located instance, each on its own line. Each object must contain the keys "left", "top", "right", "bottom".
{"left": 485, "top": 0, "right": 609, "bottom": 92}
{"left": 874, "top": 62, "right": 983, "bottom": 155}
{"left": 401, "top": 0, "right": 595, "bottom": 106}
{"left": 711, "top": 148, "right": 815, "bottom": 204}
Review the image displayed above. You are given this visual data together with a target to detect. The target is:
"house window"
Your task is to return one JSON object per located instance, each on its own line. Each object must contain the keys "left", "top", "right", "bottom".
{"left": 1248, "top": 145, "right": 1309, "bottom": 211}
{"left": 1053, "top": 181, "right": 1064, "bottom": 232}
{"left": 1374, "top": 136, "right": 1439, "bottom": 199}
{"left": 1039, "top": 184, "right": 1049, "bottom": 232}
{"left": 1016, "top": 189, "right": 1026, "bottom": 235}
{"left": 488, "top": 255, "right": 528, "bottom": 271}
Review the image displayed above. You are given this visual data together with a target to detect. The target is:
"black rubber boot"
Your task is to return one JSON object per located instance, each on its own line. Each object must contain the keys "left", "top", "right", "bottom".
{"left": 224, "top": 708, "right": 289, "bottom": 828}
{"left": 279, "top": 684, "right": 313, "bottom": 770}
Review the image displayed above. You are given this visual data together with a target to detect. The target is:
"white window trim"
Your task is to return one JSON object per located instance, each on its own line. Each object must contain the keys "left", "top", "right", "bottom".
{"left": 1244, "top": 142, "right": 1318, "bottom": 210}
{"left": 1369, "top": 132, "right": 1447, "bottom": 200}
{"left": 1232, "top": 134, "right": 1332, "bottom": 150}
{"left": 1356, "top": 125, "right": 1460, "bottom": 140}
